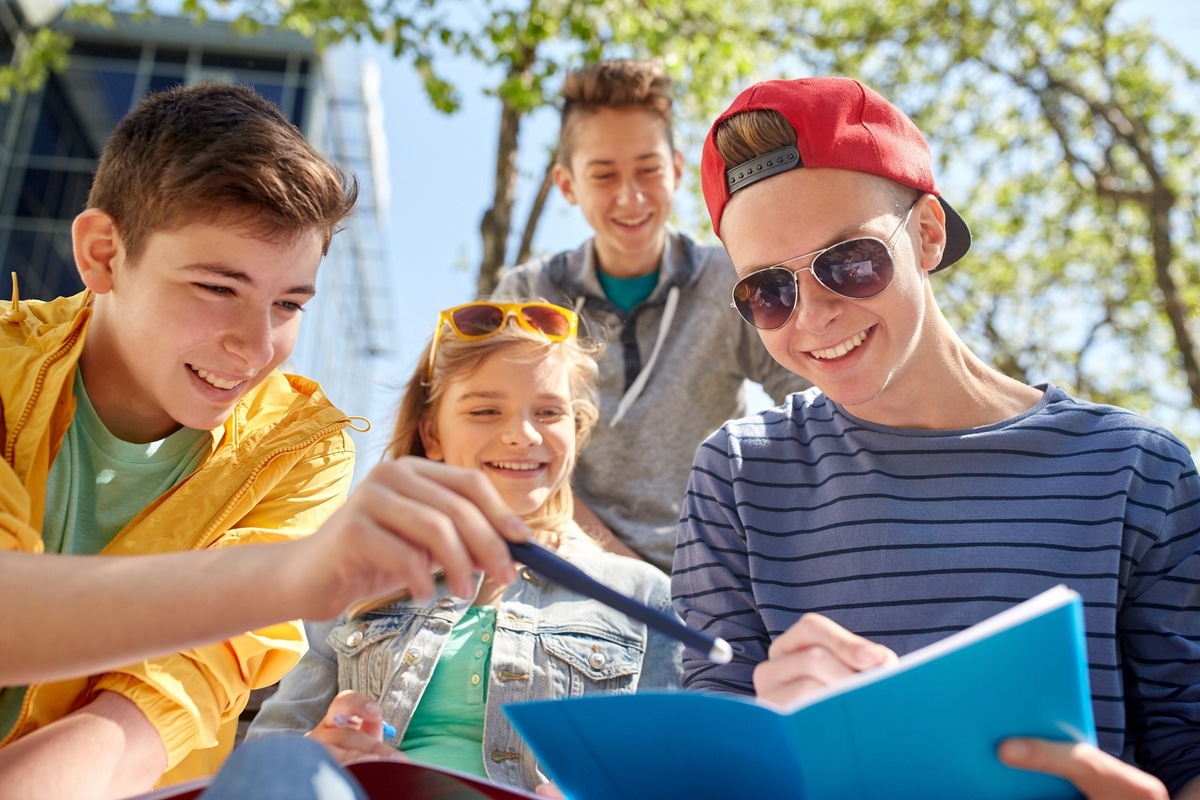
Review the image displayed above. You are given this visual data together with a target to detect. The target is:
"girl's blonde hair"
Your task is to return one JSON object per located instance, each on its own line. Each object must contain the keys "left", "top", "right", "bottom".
{"left": 388, "top": 318, "right": 602, "bottom": 535}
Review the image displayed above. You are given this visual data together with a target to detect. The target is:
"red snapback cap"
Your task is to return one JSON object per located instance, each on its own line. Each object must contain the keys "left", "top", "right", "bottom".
{"left": 701, "top": 77, "right": 970, "bottom": 272}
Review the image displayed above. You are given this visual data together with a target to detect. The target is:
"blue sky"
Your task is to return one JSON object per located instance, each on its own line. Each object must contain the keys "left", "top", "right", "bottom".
{"left": 349, "top": 2, "right": 1200, "bottom": 463}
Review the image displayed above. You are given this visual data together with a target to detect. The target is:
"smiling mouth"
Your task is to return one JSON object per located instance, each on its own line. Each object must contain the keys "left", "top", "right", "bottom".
{"left": 613, "top": 213, "right": 652, "bottom": 228}
{"left": 487, "top": 461, "right": 545, "bottom": 473}
{"left": 808, "top": 328, "right": 871, "bottom": 360}
{"left": 190, "top": 366, "right": 244, "bottom": 391}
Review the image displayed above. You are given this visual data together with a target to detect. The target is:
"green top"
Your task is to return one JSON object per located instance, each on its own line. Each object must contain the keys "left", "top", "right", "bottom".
{"left": 400, "top": 605, "right": 497, "bottom": 778}
{"left": 598, "top": 269, "right": 660, "bottom": 312}
{"left": 42, "top": 369, "right": 209, "bottom": 555}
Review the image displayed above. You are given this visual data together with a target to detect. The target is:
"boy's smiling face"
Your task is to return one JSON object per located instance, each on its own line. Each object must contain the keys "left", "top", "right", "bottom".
{"left": 75, "top": 210, "right": 323, "bottom": 442}
{"left": 553, "top": 107, "right": 683, "bottom": 278}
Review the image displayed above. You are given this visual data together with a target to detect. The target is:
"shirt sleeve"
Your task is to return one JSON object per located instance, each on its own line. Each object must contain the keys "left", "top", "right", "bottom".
{"left": 243, "top": 618, "right": 341, "bottom": 740}
{"left": 671, "top": 427, "right": 768, "bottom": 696}
{"left": 637, "top": 575, "right": 684, "bottom": 691}
{"left": 1117, "top": 449, "right": 1200, "bottom": 792}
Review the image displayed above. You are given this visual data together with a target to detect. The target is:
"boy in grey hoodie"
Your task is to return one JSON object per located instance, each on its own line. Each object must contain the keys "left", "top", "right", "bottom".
{"left": 494, "top": 60, "right": 806, "bottom": 571}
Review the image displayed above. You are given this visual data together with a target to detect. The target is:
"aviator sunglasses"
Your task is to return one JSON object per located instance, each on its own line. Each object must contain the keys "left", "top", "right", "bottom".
{"left": 730, "top": 201, "right": 919, "bottom": 330}
{"left": 427, "top": 301, "right": 579, "bottom": 379}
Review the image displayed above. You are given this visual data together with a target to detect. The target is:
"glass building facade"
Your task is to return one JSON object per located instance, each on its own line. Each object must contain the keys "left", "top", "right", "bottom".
{"left": 1, "top": 1, "right": 398, "bottom": 480}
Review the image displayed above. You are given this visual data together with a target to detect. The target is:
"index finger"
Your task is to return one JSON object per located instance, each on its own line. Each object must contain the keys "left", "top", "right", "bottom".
{"left": 372, "top": 458, "right": 529, "bottom": 592}
{"left": 769, "top": 612, "right": 895, "bottom": 671}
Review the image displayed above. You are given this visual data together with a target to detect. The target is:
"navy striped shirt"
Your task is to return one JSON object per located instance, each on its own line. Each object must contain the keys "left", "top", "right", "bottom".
{"left": 672, "top": 385, "right": 1200, "bottom": 791}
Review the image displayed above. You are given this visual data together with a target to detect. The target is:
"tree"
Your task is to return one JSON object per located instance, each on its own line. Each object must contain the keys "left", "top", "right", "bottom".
{"left": 5, "top": 0, "right": 1197, "bottom": 445}
{"left": 2, "top": 0, "right": 790, "bottom": 296}
{"left": 774, "top": 0, "right": 1200, "bottom": 443}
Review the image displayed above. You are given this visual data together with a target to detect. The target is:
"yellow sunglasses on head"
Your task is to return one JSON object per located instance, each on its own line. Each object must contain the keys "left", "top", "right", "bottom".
{"left": 427, "top": 301, "right": 579, "bottom": 380}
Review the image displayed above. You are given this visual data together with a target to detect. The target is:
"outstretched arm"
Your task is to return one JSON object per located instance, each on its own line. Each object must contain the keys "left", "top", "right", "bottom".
{"left": 0, "top": 458, "right": 527, "bottom": 687}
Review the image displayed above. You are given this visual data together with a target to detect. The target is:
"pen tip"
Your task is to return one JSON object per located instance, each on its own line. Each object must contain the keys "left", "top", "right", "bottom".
{"left": 709, "top": 637, "right": 733, "bottom": 664}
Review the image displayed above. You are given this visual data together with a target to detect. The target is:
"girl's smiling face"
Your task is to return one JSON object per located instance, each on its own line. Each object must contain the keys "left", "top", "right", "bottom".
{"left": 420, "top": 342, "right": 577, "bottom": 517}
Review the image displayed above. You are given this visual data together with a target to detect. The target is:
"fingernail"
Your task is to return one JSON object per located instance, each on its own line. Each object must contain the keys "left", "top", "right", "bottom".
{"left": 365, "top": 701, "right": 381, "bottom": 716}
{"left": 1007, "top": 740, "right": 1030, "bottom": 758}
{"left": 333, "top": 713, "right": 349, "bottom": 728}
{"left": 506, "top": 515, "right": 532, "bottom": 540}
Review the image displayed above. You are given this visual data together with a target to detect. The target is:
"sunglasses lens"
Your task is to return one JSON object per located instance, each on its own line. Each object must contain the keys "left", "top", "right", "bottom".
{"left": 733, "top": 268, "right": 797, "bottom": 330}
{"left": 812, "top": 239, "right": 893, "bottom": 299}
{"left": 450, "top": 304, "right": 506, "bottom": 336}
{"left": 520, "top": 305, "right": 574, "bottom": 339}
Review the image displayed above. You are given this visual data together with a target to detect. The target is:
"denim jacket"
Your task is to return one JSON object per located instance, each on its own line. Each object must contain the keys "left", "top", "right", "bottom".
{"left": 247, "top": 534, "right": 682, "bottom": 790}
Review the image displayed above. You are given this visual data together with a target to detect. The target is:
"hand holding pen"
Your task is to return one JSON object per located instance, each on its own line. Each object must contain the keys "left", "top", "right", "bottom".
{"left": 309, "top": 689, "right": 407, "bottom": 764}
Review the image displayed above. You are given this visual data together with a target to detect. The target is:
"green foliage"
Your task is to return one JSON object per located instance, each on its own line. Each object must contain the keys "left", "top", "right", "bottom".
{"left": 3, "top": 0, "right": 1196, "bottom": 444}
{"left": 760, "top": 0, "right": 1200, "bottom": 445}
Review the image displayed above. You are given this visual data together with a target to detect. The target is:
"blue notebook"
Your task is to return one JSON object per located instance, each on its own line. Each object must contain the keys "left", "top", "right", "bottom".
{"left": 504, "top": 585, "right": 1095, "bottom": 800}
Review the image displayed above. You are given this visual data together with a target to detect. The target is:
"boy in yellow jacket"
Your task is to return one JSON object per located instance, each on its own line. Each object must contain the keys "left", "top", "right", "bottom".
{"left": 0, "top": 82, "right": 531, "bottom": 798}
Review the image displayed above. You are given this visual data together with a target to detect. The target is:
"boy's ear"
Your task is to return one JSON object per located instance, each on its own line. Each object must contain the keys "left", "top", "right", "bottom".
{"left": 418, "top": 415, "right": 444, "bottom": 461}
{"left": 914, "top": 195, "right": 948, "bottom": 274}
{"left": 72, "top": 209, "right": 124, "bottom": 294}
{"left": 552, "top": 163, "right": 577, "bottom": 205}
{"left": 672, "top": 149, "right": 684, "bottom": 185}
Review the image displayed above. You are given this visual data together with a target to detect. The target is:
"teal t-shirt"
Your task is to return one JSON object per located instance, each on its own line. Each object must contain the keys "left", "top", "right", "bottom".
{"left": 41, "top": 370, "right": 210, "bottom": 555}
{"left": 400, "top": 605, "right": 497, "bottom": 778}
{"left": 597, "top": 269, "right": 659, "bottom": 313}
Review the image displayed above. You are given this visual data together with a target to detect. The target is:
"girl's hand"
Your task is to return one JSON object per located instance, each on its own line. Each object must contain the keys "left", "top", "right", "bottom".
{"left": 998, "top": 739, "right": 1168, "bottom": 799}
{"left": 306, "top": 690, "right": 407, "bottom": 765}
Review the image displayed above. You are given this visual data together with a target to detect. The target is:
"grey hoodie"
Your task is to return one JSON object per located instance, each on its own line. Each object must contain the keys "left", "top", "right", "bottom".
{"left": 494, "top": 229, "right": 808, "bottom": 571}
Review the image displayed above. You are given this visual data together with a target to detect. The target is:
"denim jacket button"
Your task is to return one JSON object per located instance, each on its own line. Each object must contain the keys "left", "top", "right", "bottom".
{"left": 588, "top": 651, "right": 607, "bottom": 669}
{"left": 437, "top": 597, "right": 456, "bottom": 609}
{"left": 345, "top": 631, "right": 363, "bottom": 647}
{"left": 403, "top": 649, "right": 422, "bottom": 665}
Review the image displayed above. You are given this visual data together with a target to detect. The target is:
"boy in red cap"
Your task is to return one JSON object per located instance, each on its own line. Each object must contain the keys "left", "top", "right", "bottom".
{"left": 673, "top": 77, "right": 1199, "bottom": 798}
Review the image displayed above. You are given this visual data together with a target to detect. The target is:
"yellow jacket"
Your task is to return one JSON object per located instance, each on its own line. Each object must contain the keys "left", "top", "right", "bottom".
{"left": 0, "top": 289, "right": 355, "bottom": 773}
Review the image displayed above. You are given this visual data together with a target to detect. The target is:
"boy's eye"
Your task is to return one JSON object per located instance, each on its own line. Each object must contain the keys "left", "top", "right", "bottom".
{"left": 277, "top": 300, "right": 306, "bottom": 313}
{"left": 199, "top": 283, "right": 234, "bottom": 295}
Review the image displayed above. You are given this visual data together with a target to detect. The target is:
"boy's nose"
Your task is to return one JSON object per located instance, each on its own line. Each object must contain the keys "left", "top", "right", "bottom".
{"left": 227, "top": 309, "right": 275, "bottom": 369}
{"left": 790, "top": 269, "right": 842, "bottom": 335}
{"left": 616, "top": 178, "right": 644, "bottom": 205}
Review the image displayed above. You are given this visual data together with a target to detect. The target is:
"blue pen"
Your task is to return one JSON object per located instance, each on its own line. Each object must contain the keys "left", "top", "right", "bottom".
{"left": 334, "top": 713, "right": 397, "bottom": 740}
{"left": 509, "top": 539, "right": 732, "bottom": 664}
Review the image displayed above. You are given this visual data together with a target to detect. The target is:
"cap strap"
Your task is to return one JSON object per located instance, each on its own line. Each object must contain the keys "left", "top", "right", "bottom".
{"left": 726, "top": 146, "right": 801, "bottom": 195}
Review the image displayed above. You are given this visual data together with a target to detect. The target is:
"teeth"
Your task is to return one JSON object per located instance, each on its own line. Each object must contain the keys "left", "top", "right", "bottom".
{"left": 810, "top": 330, "right": 869, "bottom": 360}
{"left": 193, "top": 367, "right": 241, "bottom": 390}
{"left": 490, "top": 461, "right": 541, "bottom": 471}
{"left": 615, "top": 214, "right": 651, "bottom": 227}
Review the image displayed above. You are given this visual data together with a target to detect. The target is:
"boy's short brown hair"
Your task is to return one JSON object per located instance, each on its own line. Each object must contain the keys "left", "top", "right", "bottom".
{"left": 558, "top": 59, "right": 674, "bottom": 168}
{"left": 86, "top": 81, "right": 358, "bottom": 261}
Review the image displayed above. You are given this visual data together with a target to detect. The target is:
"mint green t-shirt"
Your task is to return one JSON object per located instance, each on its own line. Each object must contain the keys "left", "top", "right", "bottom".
{"left": 0, "top": 371, "right": 211, "bottom": 739}
{"left": 41, "top": 370, "right": 210, "bottom": 555}
{"left": 597, "top": 269, "right": 659, "bottom": 313}
{"left": 400, "top": 605, "right": 497, "bottom": 778}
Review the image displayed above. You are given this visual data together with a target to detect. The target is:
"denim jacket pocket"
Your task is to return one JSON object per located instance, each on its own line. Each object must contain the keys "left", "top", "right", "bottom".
{"left": 542, "top": 632, "right": 644, "bottom": 696}
{"left": 327, "top": 609, "right": 454, "bottom": 697}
